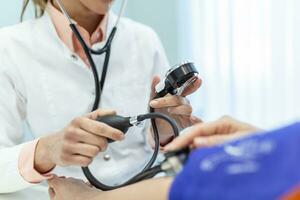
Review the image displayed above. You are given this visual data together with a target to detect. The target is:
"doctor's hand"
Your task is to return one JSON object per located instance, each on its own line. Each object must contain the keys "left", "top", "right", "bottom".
{"left": 165, "top": 116, "right": 261, "bottom": 151}
{"left": 149, "top": 76, "right": 202, "bottom": 144}
{"left": 48, "top": 176, "right": 98, "bottom": 200}
{"left": 34, "top": 109, "right": 125, "bottom": 173}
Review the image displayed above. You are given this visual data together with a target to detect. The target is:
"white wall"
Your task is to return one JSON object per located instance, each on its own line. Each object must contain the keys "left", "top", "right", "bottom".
{"left": 123, "top": 0, "right": 181, "bottom": 64}
{"left": 0, "top": 0, "right": 24, "bottom": 27}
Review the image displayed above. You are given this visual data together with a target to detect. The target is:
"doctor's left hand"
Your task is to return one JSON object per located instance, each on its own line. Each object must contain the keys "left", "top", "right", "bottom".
{"left": 34, "top": 109, "right": 124, "bottom": 174}
{"left": 149, "top": 76, "right": 202, "bottom": 145}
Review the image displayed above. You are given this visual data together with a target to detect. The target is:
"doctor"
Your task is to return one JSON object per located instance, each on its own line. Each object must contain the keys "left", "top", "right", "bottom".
{"left": 0, "top": 0, "right": 201, "bottom": 194}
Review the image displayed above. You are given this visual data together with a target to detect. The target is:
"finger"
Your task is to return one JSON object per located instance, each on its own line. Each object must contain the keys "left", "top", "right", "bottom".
{"left": 150, "top": 95, "right": 189, "bottom": 108}
{"left": 181, "top": 77, "right": 202, "bottom": 97}
{"left": 175, "top": 115, "right": 195, "bottom": 128}
{"left": 48, "top": 187, "right": 56, "bottom": 199}
{"left": 47, "top": 176, "right": 61, "bottom": 188}
{"left": 72, "top": 143, "right": 102, "bottom": 158}
{"left": 164, "top": 124, "right": 204, "bottom": 151}
{"left": 192, "top": 132, "right": 247, "bottom": 148}
{"left": 86, "top": 109, "right": 116, "bottom": 120}
{"left": 150, "top": 75, "right": 161, "bottom": 99}
{"left": 167, "top": 104, "right": 193, "bottom": 116}
{"left": 74, "top": 129, "right": 108, "bottom": 151}
{"left": 68, "top": 155, "right": 93, "bottom": 167}
{"left": 67, "top": 177, "right": 85, "bottom": 184}
{"left": 78, "top": 118, "right": 124, "bottom": 141}
{"left": 164, "top": 121, "right": 221, "bottom": 151}
{"left": 190, "top": 116, "right": 203, "bottom": 124}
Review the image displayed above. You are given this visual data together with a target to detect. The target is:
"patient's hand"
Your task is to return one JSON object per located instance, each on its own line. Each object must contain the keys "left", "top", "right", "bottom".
{"left": 48, "top": 176, "right": 172, "bottom": 200}
{"left": 48, "top": 177, "right": 99, "bottom": 200}
{"left": 165, "top": 116, "right": 260, "bottom": 151}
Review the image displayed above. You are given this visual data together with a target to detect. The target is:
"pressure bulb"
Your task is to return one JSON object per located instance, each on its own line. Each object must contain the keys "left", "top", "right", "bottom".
{"left": 97, "top": 115, "right": 132, "bottom": 143}
{"left": 96, "top": 112, "right": 179, "bottom": 144}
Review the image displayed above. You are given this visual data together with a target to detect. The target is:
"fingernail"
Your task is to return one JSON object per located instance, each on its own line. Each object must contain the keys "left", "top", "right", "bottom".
{"left": 150, "top": 101, "right": 159, "bottom": 107}
{"left": 48, "top": 188, "right": 56, "bottom": 198}
{"left": 119, "top": 133, "right": 125, "bottom": 140}
{"left": 194, "top": 138, "right": 207, "bottom": 147}
{"left": 114, "top": 132, "right": 124, "bottom": 140}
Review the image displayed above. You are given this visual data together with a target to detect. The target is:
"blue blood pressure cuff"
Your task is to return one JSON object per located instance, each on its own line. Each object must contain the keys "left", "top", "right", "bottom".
{"left": 169, "top": 122, "right": 300, "bottom": 200}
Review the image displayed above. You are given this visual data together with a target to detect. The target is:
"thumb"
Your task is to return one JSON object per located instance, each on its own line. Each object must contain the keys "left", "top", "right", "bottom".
{"left": 48, "top": 187, "right": 56, "bottom": 200}
{"left": 192, "top": 131, "right": 247, "bottom": 148}
{"left": 47, "top": 176, "right": 62, "bottom": 189}
{"left": 48, "top": 176, "right": 57, "bottom": 187}
{"left": 190, "top": 115, "right": 203, "bottom": 124}
{"left": 150, "top": 75, "right": 161, "bottom": 100}
{"left": 164, "top": 123, "right": 204, "bottom": 151}
{"left": 48, "top": 176, "right": 60, "bottom": 200}
{"left": 164, "top": 121, "right": 220, "bottom": 151}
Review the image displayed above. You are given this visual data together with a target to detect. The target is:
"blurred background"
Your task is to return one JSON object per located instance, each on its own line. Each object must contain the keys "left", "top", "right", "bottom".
{"left": 1, "top": 0, "right": 300, "bottom": 130}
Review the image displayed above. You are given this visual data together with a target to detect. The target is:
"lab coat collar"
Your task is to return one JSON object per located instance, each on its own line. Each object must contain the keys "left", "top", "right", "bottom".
{"left": 37, "top": 10, "right": 118, "bottom": 49}
{"left": 35, "top": 11, "right": 118, "bottom": 68}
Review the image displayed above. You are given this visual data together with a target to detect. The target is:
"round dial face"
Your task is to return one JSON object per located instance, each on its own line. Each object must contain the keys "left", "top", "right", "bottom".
{"left": 165, "top": 61, "right": 192, "bottom": 78}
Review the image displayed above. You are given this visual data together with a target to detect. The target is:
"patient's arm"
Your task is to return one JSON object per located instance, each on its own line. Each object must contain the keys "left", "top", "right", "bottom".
{"left": 48, "top": 177, "right": 173, "bottom": 200}
{"left": 94, "top": 177, "right": 173, "bottom": 200}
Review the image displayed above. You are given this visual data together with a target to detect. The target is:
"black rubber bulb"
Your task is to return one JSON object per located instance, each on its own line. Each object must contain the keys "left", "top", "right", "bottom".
{"left": 96, "top": 115, "right": 132, "bottom": 143}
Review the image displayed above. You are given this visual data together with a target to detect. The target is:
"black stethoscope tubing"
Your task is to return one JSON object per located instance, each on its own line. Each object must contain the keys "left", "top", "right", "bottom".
{"left": 55, "top": 0, "right": 175, "bottom": 191}
{"left": 69, "top": 15, "right": 163, "bottom": 191}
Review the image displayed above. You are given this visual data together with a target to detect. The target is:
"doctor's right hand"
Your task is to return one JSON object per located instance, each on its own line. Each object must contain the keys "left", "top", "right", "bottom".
{"left": 34, "top": 109, "right": 125, "bottom": 173}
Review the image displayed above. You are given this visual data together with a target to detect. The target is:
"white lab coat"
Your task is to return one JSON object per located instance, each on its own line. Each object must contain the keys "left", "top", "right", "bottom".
{"left": 0, "top": 11, "right": 169, "bottom": 193}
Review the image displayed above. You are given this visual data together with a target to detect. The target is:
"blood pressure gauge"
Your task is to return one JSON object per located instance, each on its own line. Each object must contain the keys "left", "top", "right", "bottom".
{"left": 155, "top": 61, "right": 199, "bottom": 97}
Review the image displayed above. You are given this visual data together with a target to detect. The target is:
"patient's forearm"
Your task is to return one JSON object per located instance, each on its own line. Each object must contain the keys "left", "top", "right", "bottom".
{"left": 92, "top": 178, "right": 173, "bottom": 200}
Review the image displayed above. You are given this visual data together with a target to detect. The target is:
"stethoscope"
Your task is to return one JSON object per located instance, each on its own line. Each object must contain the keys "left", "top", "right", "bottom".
{"left": 55, "top": 0, "right": 196, "bottom": 191}
{"left": 55, "top": 0, "right": 127, "bottom": 109}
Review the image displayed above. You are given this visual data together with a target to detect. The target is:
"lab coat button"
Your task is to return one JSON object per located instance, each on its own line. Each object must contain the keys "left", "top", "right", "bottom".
{"left": 103, "top": 154, "right": 111, "bottom": 161}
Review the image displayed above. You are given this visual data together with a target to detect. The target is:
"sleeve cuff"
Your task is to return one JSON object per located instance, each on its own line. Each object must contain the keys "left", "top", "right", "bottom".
{"left": 18, "top": 139, "right": 54, "bottom": 184}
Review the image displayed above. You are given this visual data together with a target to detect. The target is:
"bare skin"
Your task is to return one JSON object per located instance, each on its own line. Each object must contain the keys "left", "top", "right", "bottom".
{"left": 52, "top": 0, "right": 113, "bottom": 34}
{"left": 34, "top": 109, "right": 125, "bottom": 173}
{"left": 48, "top": 177, "right": 172, "bottom": 200}
{"left": 47, "top": 116, "right": 259, "bottom": 200}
